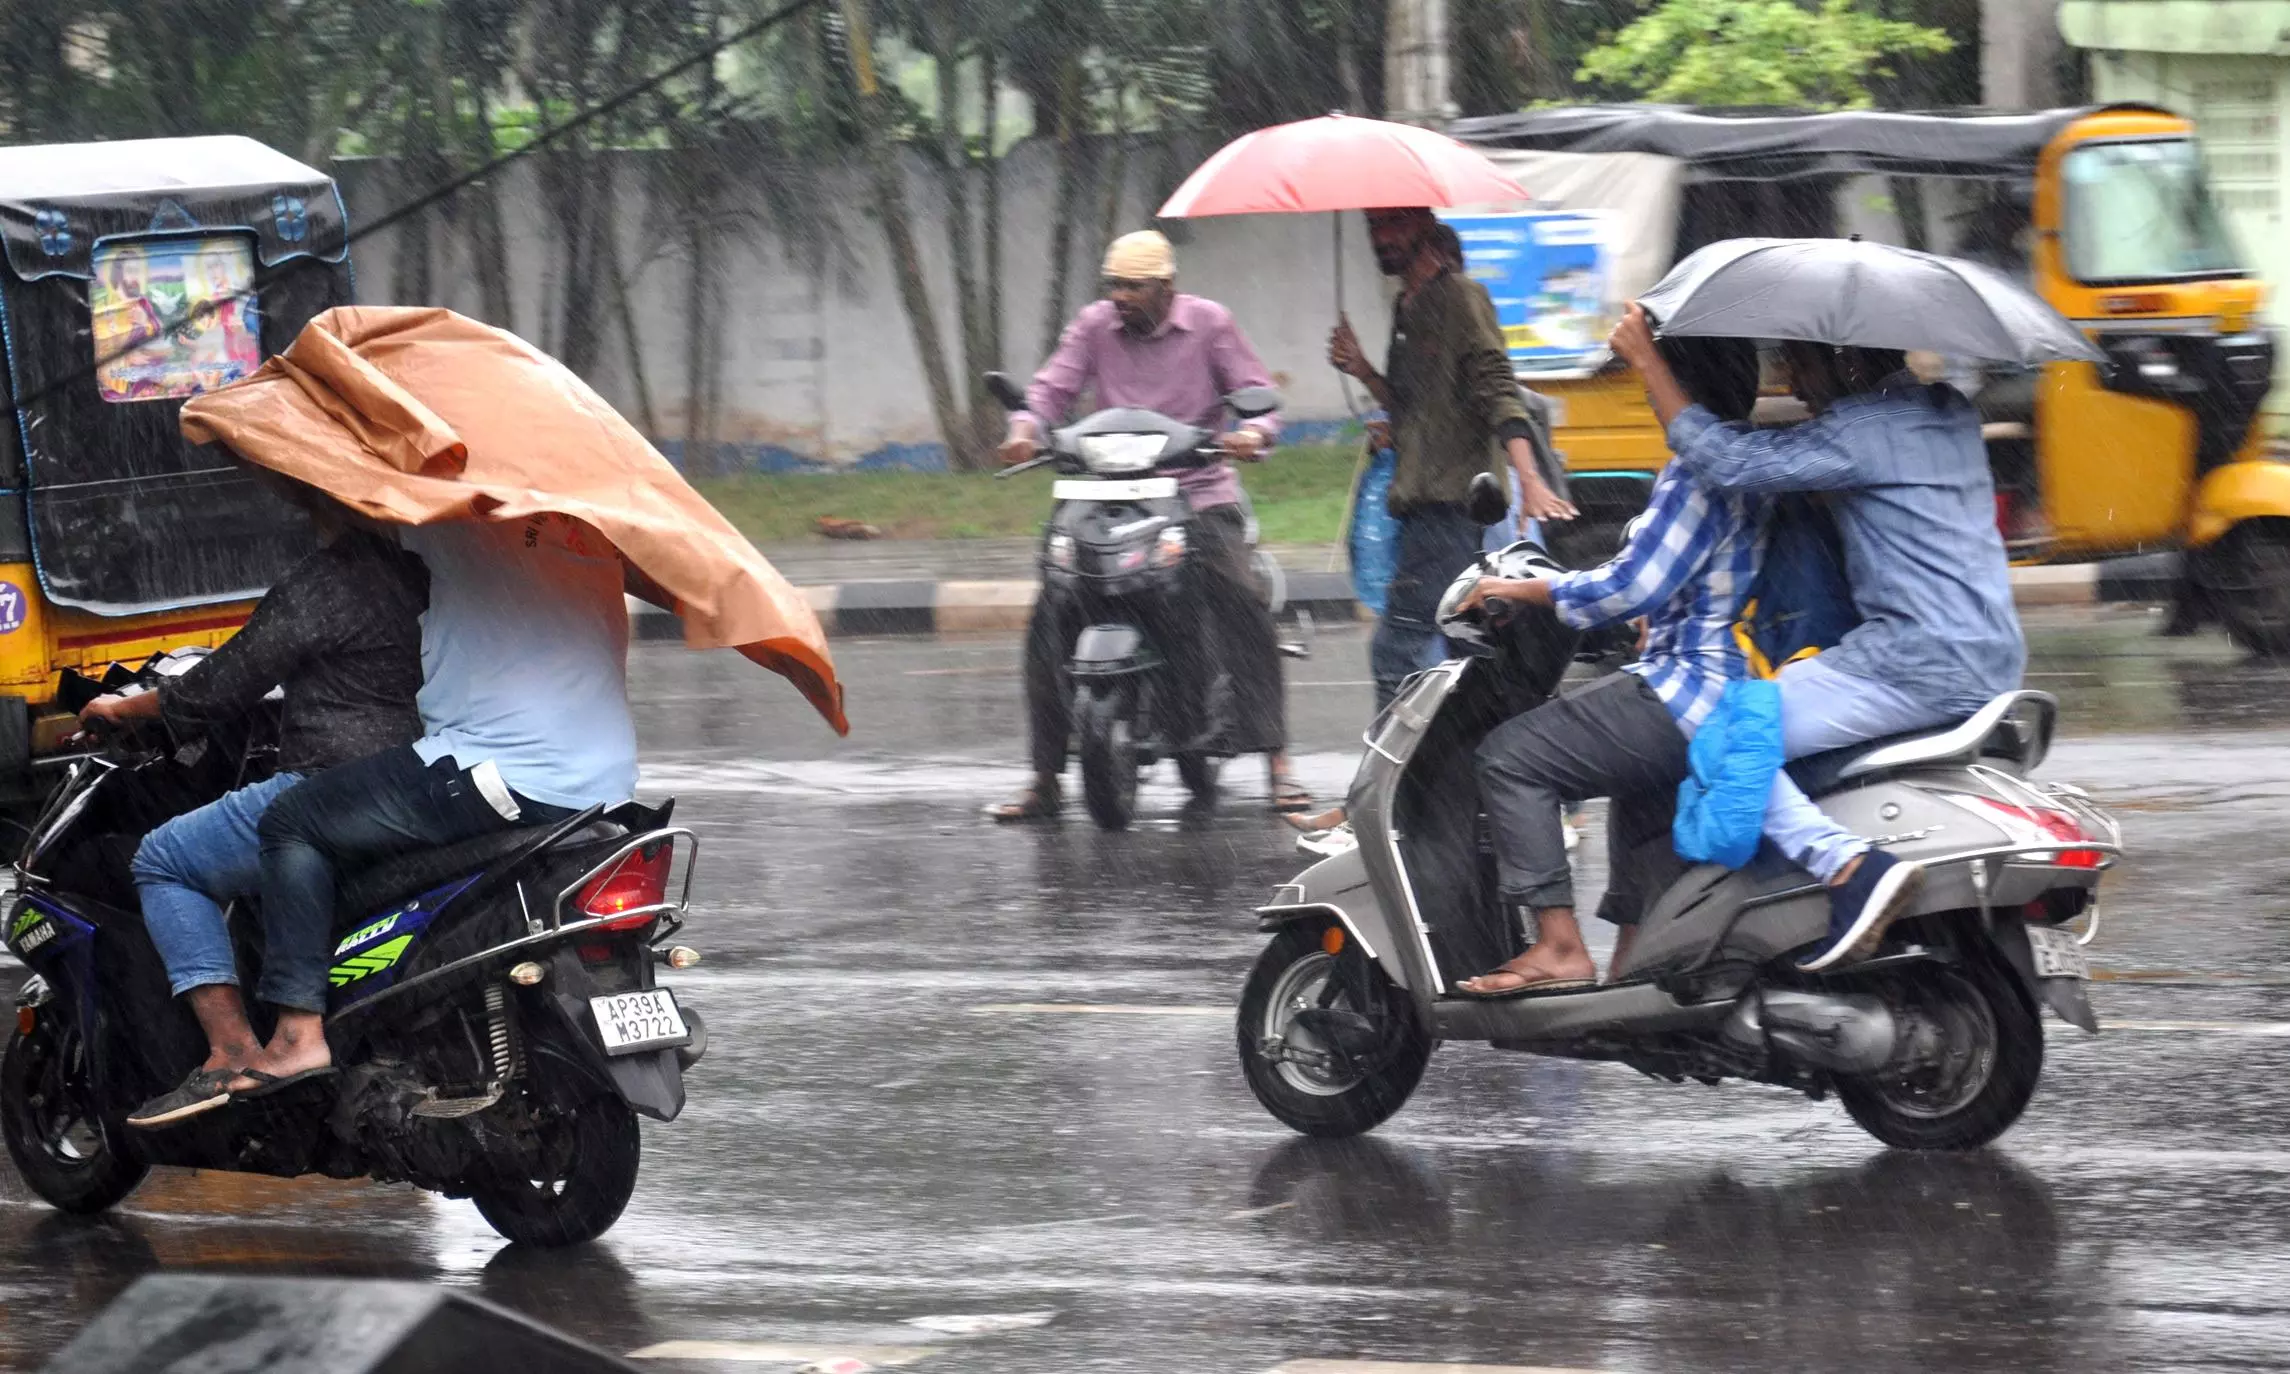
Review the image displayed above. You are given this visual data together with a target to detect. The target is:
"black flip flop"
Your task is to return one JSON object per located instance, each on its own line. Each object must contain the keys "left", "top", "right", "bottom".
{"left": 229, "top": 1065, "right": 339, "bottom": 1101}
{"left": 1451, "top": 974, "right": 1598, "bottom": 1002}
{"left": 127, "top": 1066, "right": 244, "bottom": 1130}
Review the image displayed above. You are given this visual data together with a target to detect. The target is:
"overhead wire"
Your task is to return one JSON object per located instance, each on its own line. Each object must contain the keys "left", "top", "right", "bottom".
{"left": 18, "top": 0, "right": 827, "bottom": 413}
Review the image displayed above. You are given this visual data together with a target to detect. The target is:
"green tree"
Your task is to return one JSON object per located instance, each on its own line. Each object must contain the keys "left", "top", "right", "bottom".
{"left": 1576, "top": 0, "right": 1954, "bottom": 109}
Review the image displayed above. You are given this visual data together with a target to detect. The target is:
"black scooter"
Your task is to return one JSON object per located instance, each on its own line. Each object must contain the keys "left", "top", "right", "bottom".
{"left": 990, "top": 372, "right": 1284, "bottom": 829}
{"left": 0, "top": 651, "right": 707, "bottom": 1246}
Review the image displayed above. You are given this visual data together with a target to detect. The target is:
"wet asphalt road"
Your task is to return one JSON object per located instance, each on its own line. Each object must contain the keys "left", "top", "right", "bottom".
{"left": 11, "top": 607, "right": 2290, "bottom": 1371}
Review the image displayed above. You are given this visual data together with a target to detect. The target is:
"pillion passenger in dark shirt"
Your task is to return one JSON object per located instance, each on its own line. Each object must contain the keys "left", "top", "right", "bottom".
{"left": 159, "top": 528, "right": 429, "bottom": 775}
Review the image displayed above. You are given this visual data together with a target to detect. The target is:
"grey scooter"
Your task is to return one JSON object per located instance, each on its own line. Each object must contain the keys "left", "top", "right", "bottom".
{"left": 1238, "top": 478, "right": 2117, "bottom": 1151}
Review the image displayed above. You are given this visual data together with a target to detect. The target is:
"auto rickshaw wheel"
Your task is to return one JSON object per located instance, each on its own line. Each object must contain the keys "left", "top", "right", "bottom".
{"left": 2207, "top": 520, "right": 2290, "bottom": 658}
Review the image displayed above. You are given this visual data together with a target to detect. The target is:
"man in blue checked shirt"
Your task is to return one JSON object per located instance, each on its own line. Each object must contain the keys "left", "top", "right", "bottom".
{"left": 1447, "top": 336, "right": 1767, "bottom": 996}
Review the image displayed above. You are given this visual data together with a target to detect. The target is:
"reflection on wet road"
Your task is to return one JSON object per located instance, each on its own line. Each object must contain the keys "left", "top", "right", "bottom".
{"left": 10, "top": 608, "right": 2290, "bottom": 1371}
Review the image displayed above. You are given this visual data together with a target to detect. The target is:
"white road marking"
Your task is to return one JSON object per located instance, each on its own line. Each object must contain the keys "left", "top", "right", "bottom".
{"left": 967, "top": 1002, "right": 1228, "bottom": 1017}
{"left": 901, "top": 1311, "right": 1057, "bottom": 1335}
{"left": 979, "top": 1212, "right": 1146, "bottom": 1232}
{"left": 1268, "top": 1362, "right": 1614, "bottom": 1374}
{"left": 629, "top": 1341, "right": 938, "bottom": 1366}
{"left": 2106, "top": 1019, "right": 2290, "bottom": 1036}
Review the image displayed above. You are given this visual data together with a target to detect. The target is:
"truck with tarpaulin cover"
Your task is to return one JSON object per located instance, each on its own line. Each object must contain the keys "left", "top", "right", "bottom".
{"left": 1451, "top": 104, "right": 2288, "bottom": 652}
{"left": 0, "top": 135, "right": 352, "bottom": 785}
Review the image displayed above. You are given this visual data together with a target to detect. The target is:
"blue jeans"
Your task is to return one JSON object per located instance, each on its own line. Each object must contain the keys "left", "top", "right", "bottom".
{"left": 1372, "top": 505, "right": 1483, "bottom": 709}
{"left": 1765, "top": 656, "right": 1955, "bottom": 882}
{"left": 256, "top": 746, "right": 576, "bottom": 1012}
{"left": 131, "top": 771, "right": 308, "bottom": 1002}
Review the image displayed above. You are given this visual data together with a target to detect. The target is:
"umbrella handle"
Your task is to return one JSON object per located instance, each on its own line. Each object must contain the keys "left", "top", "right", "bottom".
{"left": 1333, "top": 212, "right": 1363, "bottom": 422}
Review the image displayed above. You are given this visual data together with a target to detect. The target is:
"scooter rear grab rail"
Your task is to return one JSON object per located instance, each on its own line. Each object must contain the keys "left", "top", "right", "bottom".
{"left": 551, "top": 827, "right": 700, "bottom": 936}
{"left": 329, "top": 826, "right": 698, "bottom": 1025}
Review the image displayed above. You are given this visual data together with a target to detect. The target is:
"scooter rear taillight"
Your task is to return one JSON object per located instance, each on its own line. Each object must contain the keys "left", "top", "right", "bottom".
{"left": 1956, "top": 794, "right": 2105, "bottom": 869}
{"left": 576, "top": 844, "right": 673, "bottom": 932}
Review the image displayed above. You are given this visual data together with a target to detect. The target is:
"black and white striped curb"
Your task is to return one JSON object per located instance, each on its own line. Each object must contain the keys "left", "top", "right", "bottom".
{"left": 632, "top": 553, "right": 2183, "bottom": 640}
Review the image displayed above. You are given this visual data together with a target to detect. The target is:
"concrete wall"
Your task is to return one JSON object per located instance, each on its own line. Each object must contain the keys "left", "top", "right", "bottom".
{"left": 336, "top": 139, "right": 1392, "bottom": 471}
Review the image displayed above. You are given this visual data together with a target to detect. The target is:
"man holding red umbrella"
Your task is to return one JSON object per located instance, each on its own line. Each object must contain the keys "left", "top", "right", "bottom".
{"left": 1329, "top": 207, "right": 1577, "bottom": 706}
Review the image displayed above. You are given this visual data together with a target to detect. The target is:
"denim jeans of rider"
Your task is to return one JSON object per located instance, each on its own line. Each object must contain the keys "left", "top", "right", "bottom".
{"left": 1764, "top": 655, "right": 1955, "bottom": 882}
{"left": 1373, "top": 505, "right": 1481, "bottom": 710}
{"left": 131, "top": 771, "right": 308, "bottom": 1001}
{"left": 255, "top": 746, "right": 576, "bottom": 1012}
{"left": 1476, "top": 672, "right": 1690, "bottom": 923}
{"left": 1020, "top": 502, "right": 1284, "bottom": 777}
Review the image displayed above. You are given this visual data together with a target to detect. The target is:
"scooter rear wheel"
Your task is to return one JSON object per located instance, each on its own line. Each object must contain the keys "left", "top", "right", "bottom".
{"left": 468, "top": 1093, "right": 641, "bottom": 1246}
{"left": 1835, "top": 951, "right": 2042, "bottom": 1151}
{"left": 0, "top": 1023, "right": 148, "bottom": 1215}
{"left": 1076, "top": 686, "right": 1139, "bottom": 830}
{"left": 1238, "top": 924, "right": 1431, "bottom": 1138}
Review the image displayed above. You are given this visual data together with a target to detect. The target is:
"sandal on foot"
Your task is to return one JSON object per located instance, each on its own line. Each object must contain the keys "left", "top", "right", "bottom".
{"left": 1269, "top": 778, "right": 1314, "bottom": 815}
{"left": 1284, "top": 804, "right": 1347, "bottom": 834}
{"left": 128, "top": 1066, "right": 243, "bottom": 1129}
{"left": 988, "top": 782, "right": 1062, "bottom": 823}
{"left": 1453, "top": 969, "right": 1598, "bottom": 1001}
{"left": 229, "top": 1065, "right": 338, "bottom": 1101}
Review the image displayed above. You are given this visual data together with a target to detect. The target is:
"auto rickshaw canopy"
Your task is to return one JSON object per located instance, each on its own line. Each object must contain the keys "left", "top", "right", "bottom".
{"left": 1450, "top": 103, "right": 2174, "bottom": 182}
{"left": 0, "top": 136, "right": 351, "bottom": 616}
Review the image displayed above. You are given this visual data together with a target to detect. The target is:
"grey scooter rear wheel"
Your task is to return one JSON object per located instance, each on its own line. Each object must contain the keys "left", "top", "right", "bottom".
{"left": 1238, "top": 924, "right": 1431, "bottom": 1138}
{"left": 1835, "top": 951, "right": 2043, "bottom": 1151}
{"left": 1, "top": 1023, "right": 148, "bottom": 1215}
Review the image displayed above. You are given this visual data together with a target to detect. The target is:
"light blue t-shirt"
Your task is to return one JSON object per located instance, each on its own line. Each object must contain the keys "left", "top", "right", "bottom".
{"left": 402, "top": 517, "right": 637, "bottom": 810}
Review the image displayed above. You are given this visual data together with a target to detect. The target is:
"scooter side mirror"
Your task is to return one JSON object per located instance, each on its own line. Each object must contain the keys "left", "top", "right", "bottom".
{"left": 1225, "top": 386, "right": 1281, "bottom": 419}
{"left": 1465, "top": 471, "right": 1509, "bottom": 528}
{"left": 983, "top": 372, "right": 1026, "bottom": 412}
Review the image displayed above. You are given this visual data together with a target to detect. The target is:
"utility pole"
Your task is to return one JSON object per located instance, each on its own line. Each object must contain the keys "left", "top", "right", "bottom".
{"left": 1385, "top": 0, "right": 1455, "bottom": 126}
{"left": 1982, "top": 0, "right": 2062, "bottom": 110}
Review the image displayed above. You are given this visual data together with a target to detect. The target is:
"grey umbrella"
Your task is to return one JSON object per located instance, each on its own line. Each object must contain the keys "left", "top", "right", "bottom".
{"left": 1637, "top": 236, "right": 2104, "bottom": 366}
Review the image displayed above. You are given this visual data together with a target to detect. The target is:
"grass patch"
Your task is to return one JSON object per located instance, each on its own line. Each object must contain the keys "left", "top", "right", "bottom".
{"left": 696, "top": 442, "right": 1362, "bottom": 545}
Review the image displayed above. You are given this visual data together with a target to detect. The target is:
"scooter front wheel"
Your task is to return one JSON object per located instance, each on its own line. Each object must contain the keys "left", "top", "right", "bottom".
{"left": 1237, "top": 924, "right": 1431, "bottom": 1138}
{"left": 0, "top": 1022, "right": 148, "bottom": 1215}
{"left": 1075, "top": 685, "right": 1139, "bottom": 830}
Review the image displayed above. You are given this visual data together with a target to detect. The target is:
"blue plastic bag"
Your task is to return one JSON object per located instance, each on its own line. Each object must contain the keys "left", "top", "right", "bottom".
{"left": 1674, "top": 678, "right": 1785, "bottom": 869}
{"left": 1346, "top": 415, "right": 1401, "bottom": 617}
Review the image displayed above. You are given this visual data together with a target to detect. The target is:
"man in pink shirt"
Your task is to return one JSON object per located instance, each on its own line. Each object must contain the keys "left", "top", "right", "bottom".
{"left": 989, "top": 230, "right": 1307, "bottom": 820}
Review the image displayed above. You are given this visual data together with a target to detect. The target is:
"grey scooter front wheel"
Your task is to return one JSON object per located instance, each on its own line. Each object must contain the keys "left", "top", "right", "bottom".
{"left": 1238, "top": 924, "right": 1431, "bottom": 1138}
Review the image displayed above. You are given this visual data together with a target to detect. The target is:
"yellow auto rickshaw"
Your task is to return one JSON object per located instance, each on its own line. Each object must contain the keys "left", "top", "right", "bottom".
{"left": 1452, "top": 104, "right": 2288, "bottom": 651}
{"left": 0, "top": 135, "right": 353, "bottom": 792}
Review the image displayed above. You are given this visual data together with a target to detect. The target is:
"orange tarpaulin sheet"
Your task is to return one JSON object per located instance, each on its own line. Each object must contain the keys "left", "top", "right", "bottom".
{"left": 181, "top": 306, "right": 847, "bottom": 735}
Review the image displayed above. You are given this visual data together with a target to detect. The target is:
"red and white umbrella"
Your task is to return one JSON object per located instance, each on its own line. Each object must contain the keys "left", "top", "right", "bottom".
{"left": 1158, "top": 113, "right": 1529, "bottom": 217}
{"left": 1159, "top": 114, "right": 1531, "bottom": 404}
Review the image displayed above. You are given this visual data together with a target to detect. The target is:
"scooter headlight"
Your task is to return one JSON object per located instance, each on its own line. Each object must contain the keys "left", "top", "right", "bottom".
{"left": 1045, "top": 533, "right": 1076, "bottom": 570}
{"left": 1078, "top": 433, "right": 1165, "bottom": 473}
{"left": 1149, "top": 526, "right": 1187, "bottom": 568}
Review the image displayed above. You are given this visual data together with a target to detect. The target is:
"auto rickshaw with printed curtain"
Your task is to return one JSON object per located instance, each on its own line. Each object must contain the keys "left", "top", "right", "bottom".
{"left": 0, "top": 135, "right": 352, "bottom": 793}
{"left": 1452, "top": 104, "right": 2288, "bottom": 652}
